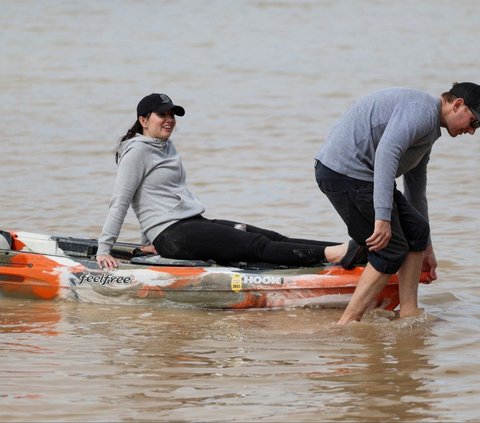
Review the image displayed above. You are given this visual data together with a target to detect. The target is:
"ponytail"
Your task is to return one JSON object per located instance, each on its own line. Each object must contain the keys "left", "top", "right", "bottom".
{"left": 115, "top": 114, "right": 150, "bottom": 163}
{"left": 120, "top": 119, "right": 144, "bottom": 142}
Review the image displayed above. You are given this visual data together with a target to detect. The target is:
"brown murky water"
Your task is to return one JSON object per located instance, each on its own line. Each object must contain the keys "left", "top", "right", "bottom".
{"left": 1, "top": 1, "right": 479, "bottom": 421}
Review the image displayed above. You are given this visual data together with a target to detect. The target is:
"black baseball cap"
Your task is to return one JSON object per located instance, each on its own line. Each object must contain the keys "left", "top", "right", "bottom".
{"left": 136, "top": 93, "right": 185, "bottom": 117}
{"left": 449, "top": 82, "right": 480, "bottom": 121}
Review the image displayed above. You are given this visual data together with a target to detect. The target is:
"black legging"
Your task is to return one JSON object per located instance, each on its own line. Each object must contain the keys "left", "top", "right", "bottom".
{"left": 153, "top": 215, "right": 339, "bottom": 266}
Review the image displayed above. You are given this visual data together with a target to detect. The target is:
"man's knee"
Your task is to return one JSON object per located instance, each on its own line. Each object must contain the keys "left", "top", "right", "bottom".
{"left": 368, "top": 237, "right": 409, "bottom": 274}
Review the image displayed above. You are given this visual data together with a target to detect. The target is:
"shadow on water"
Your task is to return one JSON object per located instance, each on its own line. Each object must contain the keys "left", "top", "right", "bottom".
{"left": 0, "top": 298, "right": 62, "bottom": 336}
{"left": 299, "top": 311, "right": 439, "bottom": 422}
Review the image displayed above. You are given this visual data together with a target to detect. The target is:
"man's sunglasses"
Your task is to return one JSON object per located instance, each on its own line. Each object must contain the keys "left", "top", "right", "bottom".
{"left": 471, "top": 116, "right": 480, "bottom": 129}
{"left": 468, "top": 108, "right": 480, "bottom": 129}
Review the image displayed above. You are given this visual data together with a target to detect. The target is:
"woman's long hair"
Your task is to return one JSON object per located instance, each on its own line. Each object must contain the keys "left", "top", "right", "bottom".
{"left": 115, "top": 114, "right": 150, "bottom": 163}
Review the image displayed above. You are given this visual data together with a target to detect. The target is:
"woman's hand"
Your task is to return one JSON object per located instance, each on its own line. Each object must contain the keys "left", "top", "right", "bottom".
{"left": 139, "top": 244, "right": 157, "bottom": 254}
{"left": 96, "top": 254, "right": 119, "bottom": 271}
{"left": 366, "top": 220, "right": 391, "bottom": 251}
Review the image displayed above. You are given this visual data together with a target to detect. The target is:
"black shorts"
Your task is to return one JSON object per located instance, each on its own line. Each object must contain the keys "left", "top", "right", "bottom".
{"left": 315, "top": 161, "right": 429, "bottom": 274}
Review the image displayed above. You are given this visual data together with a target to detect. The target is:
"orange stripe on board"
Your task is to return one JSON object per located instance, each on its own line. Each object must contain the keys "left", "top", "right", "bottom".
{"left": 0, "top": 252, "right": 61, "bottom": 299}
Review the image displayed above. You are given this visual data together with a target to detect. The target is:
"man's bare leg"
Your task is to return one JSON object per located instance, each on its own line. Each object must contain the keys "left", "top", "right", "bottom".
{"left": 397, "top": 251, "right": 424, "bottom": 318}
{"left": 337, "top": 263, "right": 391, "bottom": 324}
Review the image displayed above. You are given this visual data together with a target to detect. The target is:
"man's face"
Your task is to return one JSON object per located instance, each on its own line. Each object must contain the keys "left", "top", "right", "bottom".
{"left": 446, "top": 99, "right": 478, "bottom": 137}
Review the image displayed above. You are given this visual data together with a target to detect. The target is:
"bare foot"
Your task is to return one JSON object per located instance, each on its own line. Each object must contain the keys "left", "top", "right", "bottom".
{"left": 325, "top": 242, "right": 348, "bottom": 263}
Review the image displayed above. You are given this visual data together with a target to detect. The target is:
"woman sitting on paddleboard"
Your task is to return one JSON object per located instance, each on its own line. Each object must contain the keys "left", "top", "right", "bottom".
{"left": 96, "top": 93, "right": 365, "bottom": 271}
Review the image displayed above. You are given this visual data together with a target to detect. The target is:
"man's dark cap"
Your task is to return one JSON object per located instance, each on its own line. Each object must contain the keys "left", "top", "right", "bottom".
{"left": 449, "top": 82, "right": 480, "bottom": 121}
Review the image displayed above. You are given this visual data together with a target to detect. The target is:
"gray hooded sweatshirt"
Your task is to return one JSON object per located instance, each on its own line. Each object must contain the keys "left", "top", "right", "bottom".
{"left": 97, "top": 134, "right": 205, "bottom": 255}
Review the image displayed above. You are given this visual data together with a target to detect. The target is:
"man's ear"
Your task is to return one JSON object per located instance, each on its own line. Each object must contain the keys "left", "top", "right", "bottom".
{"left": 453, "top": 97, "right": 465, "bottom": 112}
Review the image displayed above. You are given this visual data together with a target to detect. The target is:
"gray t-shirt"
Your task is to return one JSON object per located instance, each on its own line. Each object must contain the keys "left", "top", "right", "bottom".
{"left": 97, "top": 134, "right": 205, "bottom": 255}
{"left": 315, "top": 87, "right": 442, "bottom": 221}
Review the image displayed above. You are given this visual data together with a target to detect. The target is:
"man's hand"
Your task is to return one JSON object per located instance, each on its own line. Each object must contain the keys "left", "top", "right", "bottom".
{"left": 366, "top": 220, "right": 391, "bottom": 251}
{"left": 422, "top": 244, "right": 438, "bottom": 281}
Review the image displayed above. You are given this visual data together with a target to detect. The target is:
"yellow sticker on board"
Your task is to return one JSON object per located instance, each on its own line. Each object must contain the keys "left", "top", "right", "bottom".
{"left": 231, "top": 273, "right": 242, "bottom": 293}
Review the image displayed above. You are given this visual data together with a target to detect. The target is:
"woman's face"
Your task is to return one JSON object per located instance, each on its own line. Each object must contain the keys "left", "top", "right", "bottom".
{"left": 140, "top": 111, "right": 176, "bottom": 140}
